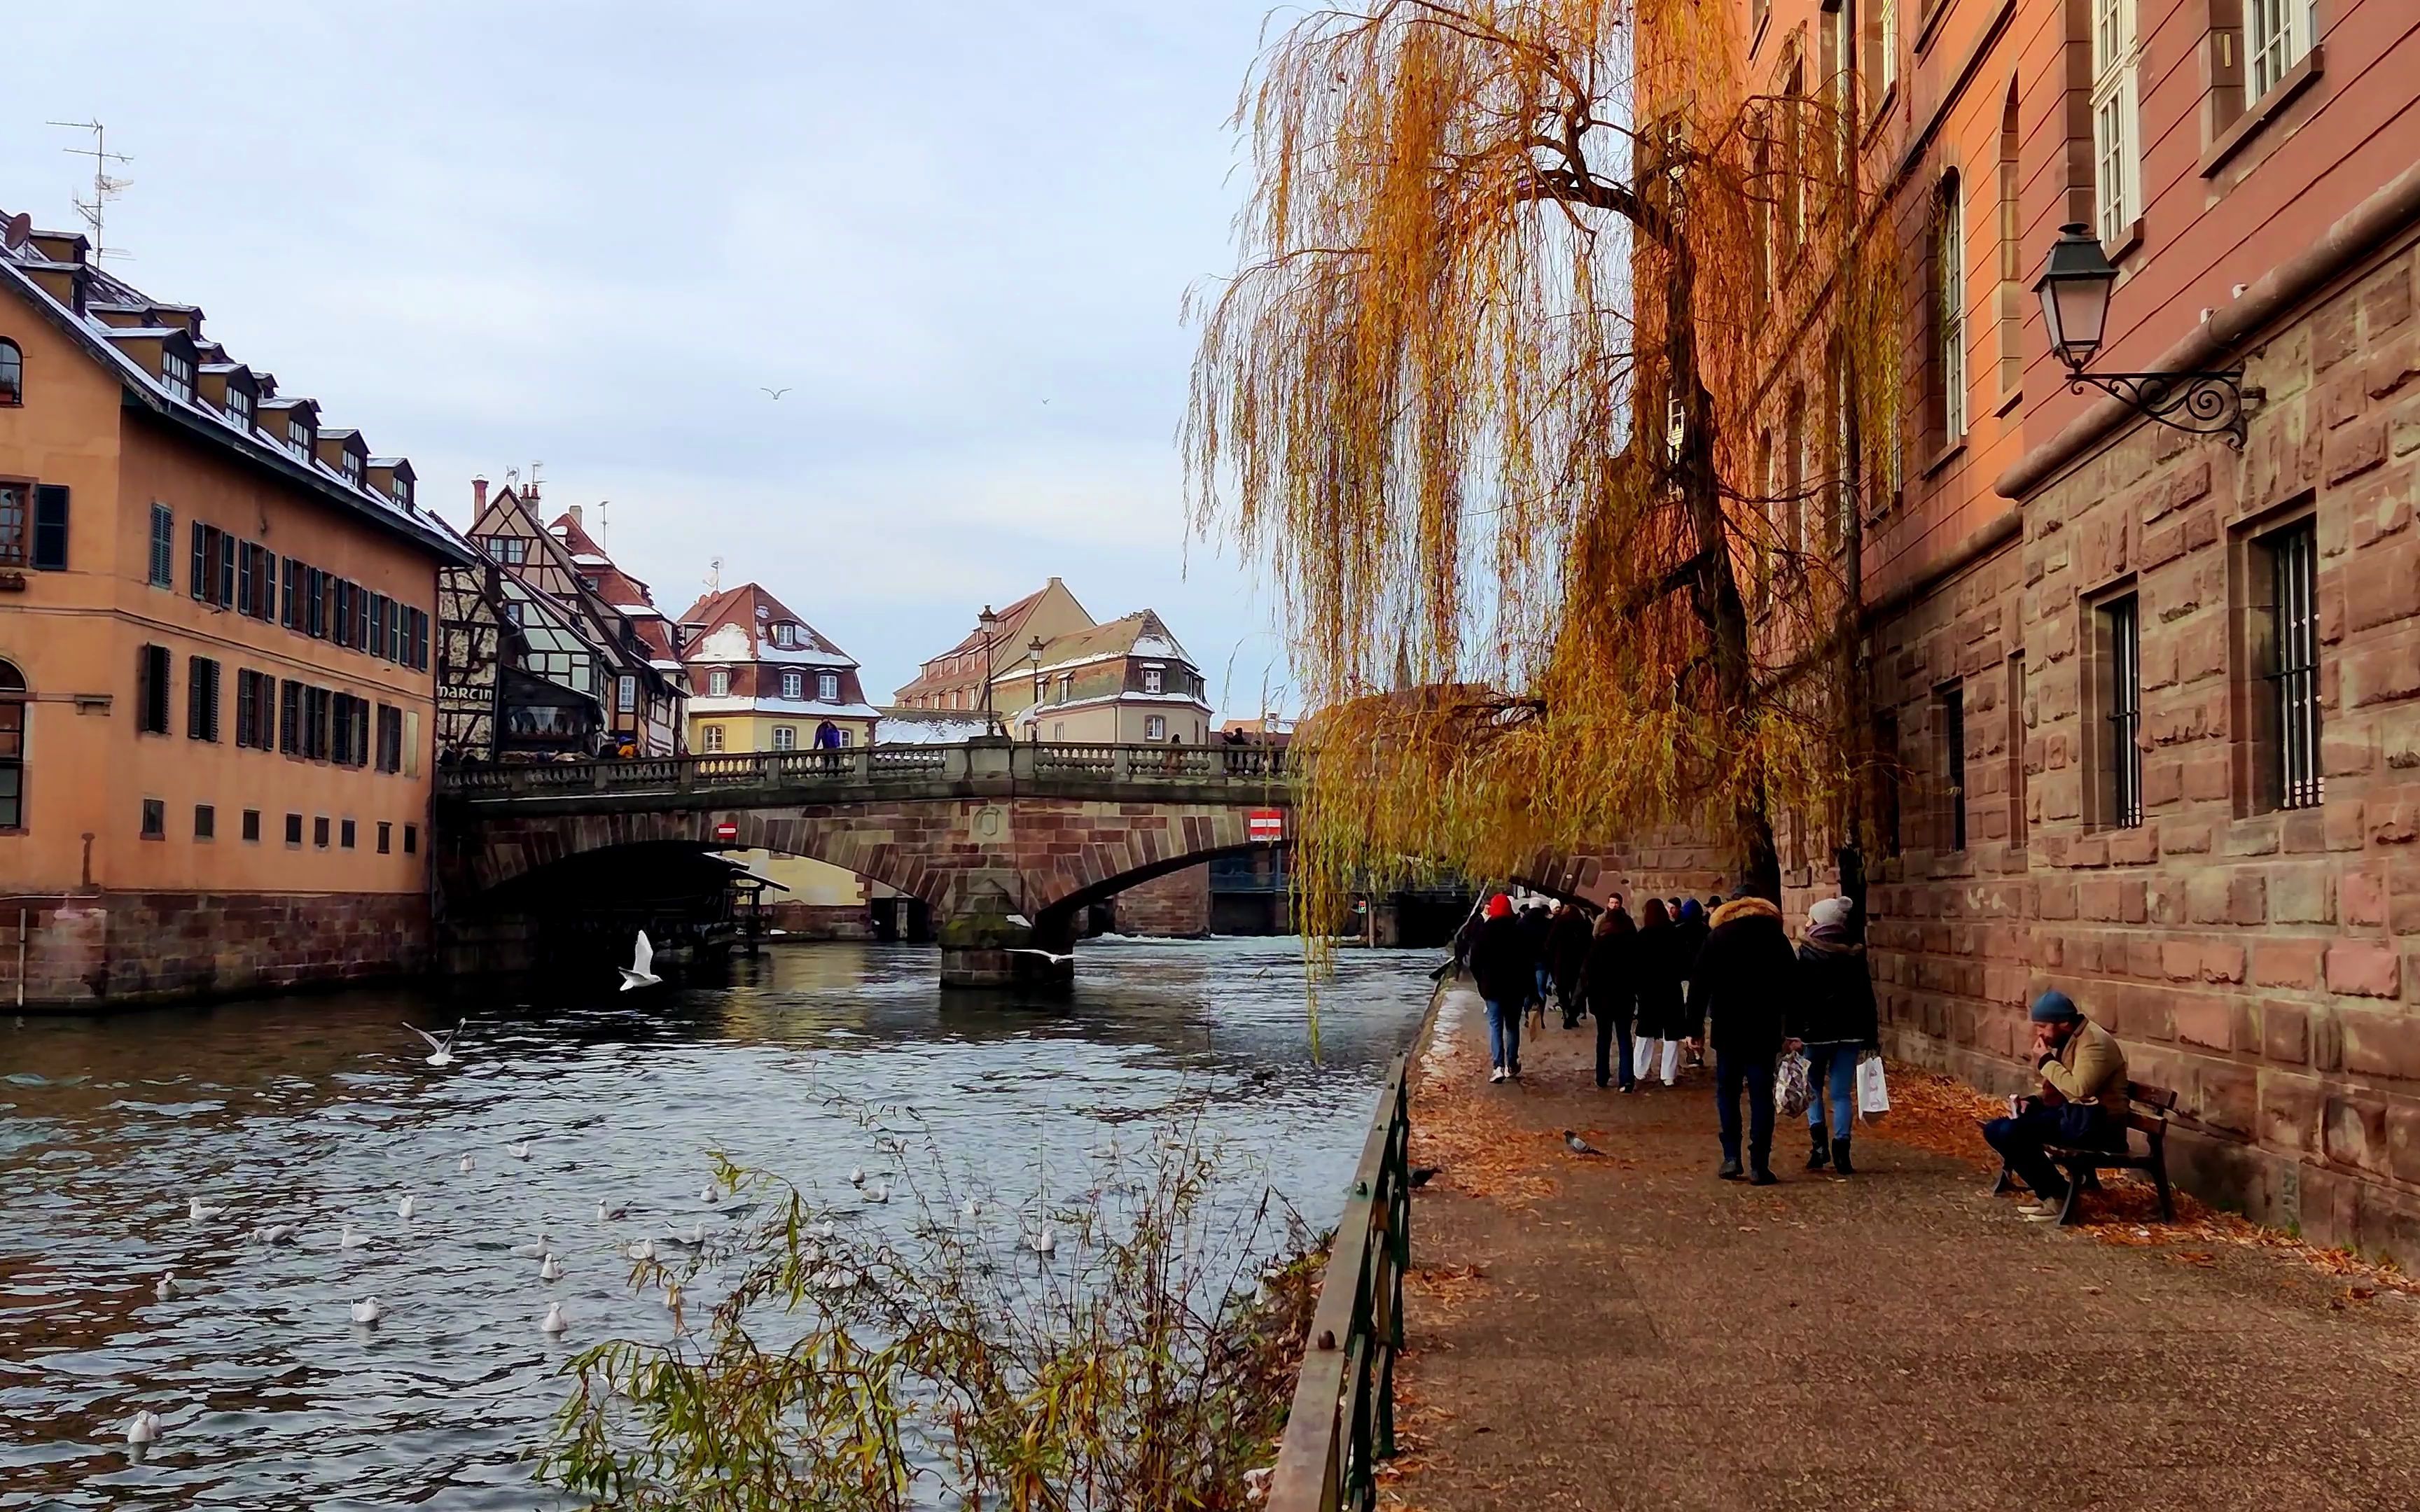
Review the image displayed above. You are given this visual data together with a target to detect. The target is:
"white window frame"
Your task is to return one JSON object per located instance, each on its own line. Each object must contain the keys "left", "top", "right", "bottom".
{"left": 342, "top": 451, "right": 363, "bottom": 485}
{"left": 781, "top": 669, "right": 805, "bottom": 700}
{"left": 225, "top": 387, "right": 253, "bottom": 430}
{"left": 1878, "top": 0, "right": 1898, "bottom": 99}
{"left": 1144, "top": 714, "right": 1168, "bottom": 741}
{"left": 816, "top": 671, "right": 840, "bottom": 701}
{"left": 2091, "top": 0, "right": 2139, "bottom": 245}
{"left": 1143, "top": 666, "right": 1164, "bottom": 694}
{"left": 708, "top": 668, "right": 730, "bottom": 697}
{"left": 701, "top": 723, "right": 725, "bottom": 752}
{"left": 1939, "top": 177, "right": 1968, "bottom": 442}
{"left": 616, "top": 674, "right": 637, "bottom": 713}
{"left": 162, "top": 349, "right": 195, "bottom": 402}
{"left": 2246, "top": 0, "right": 2316, "bottom": 101}
{"left": 771, "top": 724, "right": 797, "bottom": 751}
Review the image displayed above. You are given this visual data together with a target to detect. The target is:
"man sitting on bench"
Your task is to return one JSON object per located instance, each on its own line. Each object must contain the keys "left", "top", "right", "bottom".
{"left": 1983, "top": 990, "right": 2130, "bottom": 1222}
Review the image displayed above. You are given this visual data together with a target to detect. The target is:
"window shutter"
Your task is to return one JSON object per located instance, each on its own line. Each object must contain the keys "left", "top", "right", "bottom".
{"left": 30, "top": 486, "right": 68, "bottom": 570}
{"left": 191, "top": 521, "right": 207, "bottom": 599}
{"left": 218, "top": 534, "right": 235, "bottom": 608}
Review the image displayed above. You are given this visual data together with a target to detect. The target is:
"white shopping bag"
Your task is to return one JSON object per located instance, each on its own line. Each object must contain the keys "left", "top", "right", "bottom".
{"left": 1856, "top": 1054, "right": 1891, "bottom": 1121}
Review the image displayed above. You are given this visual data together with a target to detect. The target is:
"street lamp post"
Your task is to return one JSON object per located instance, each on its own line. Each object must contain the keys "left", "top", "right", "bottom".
{"left": 977, "top": 606, "right": 1001, "bottom": 736}
{"left": 2032, "top": 223, "right": 2256, "bottom": 447}
{"left": 1028, "top": 635, "right": 1047, "bottom": 743}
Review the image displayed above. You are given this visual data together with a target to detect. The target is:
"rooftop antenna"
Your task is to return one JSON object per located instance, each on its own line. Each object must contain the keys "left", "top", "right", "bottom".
{"left": 47, "top": 120, "right": 133, "bottom": 262}
{"left": 524, "top": 461, "right": 544, "bottom": 504}
{"left": 597, "top": 499, "right": 610, "bottom": 553}
{"left": 705, "top": 556, "right": 723, "bottom": 595}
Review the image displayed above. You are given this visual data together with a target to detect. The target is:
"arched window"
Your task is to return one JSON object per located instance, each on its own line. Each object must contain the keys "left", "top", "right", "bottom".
{"left": 0, "top": 659, "right": 25, "bottom": 830}
{"left": 0, "top": 340, "right": 20, "bottom": 406}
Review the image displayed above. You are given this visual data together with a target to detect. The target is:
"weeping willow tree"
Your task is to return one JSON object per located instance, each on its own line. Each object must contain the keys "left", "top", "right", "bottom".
{"left": 1188, "top": 0, "right": 1903, "bottom": 944}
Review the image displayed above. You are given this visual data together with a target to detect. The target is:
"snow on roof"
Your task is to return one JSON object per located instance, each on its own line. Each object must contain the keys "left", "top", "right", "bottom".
{"left": 876, "top": 712, "right": 992, "bottom": 745}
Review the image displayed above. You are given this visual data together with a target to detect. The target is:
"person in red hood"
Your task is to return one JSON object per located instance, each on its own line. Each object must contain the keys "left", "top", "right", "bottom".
{"left": 1467, "top": 894, "right": 1534, "bottom": 1083}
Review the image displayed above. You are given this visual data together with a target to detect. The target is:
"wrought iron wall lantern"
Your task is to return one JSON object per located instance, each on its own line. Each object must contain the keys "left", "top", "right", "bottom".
{"left": 2033, "top": 223, "right": 2257, "bottom": 448}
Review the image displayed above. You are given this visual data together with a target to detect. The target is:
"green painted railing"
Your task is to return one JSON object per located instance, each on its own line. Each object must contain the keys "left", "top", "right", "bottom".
{"left": 1268, "top": 1049, "right": 1412, "bottom": 1512}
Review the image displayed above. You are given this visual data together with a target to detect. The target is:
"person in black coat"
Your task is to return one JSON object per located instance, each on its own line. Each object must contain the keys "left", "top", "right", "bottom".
{"left": 1631, "top": 899, "right": 1686, "bottom": 1087}
{"left": 1547, "top": 901, "right": 1594, "bottom": 1028}
{"left": 1791, "top": 896, "right": 1880, "bottom": 1174}
{"left": 1582, "top": 905, "right": 1638, "bottom": 1090}
{"left": 1516, "top": 902, "right": 1555, "bottom": 1021}
{"left": 1691, "top": 893, "right": 1799, "bottom": 1184}
{"left": 1466, "top": 894, "right": 1534, "bottom": 1084}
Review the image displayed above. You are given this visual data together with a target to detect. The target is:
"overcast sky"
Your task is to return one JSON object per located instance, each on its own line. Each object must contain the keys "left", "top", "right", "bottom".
{"left": 3, "top": 3, "right": 1298, "bottom": 716}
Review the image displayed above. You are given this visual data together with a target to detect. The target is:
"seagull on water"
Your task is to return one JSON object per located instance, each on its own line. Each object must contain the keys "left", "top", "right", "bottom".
{"left": 186, "top": 1196, "right": 226, "bottom": 1222}
{"left": 865, "top": 1183, "right": 890, "bottom": 1205}
{"left": 338, "top": 1221, "right": 370, "bottom": 1250}
{"left": 597, "top": 1198, "right": 627, "bottom": 1222}
{"left": 619, "top": 931, "right": 662, "bottom": 991}
{"left": 847, "top": 1168, "right": 865, "bottom": 1188}
{"left": 539, "top": 1254, "right": 564, "bottom": 1281}
{"left": 403, "top": 1022, "right": 464, "bottom": 1068}
{"left": 1031, "top": 1226, "right": 1056, "bottom": 1257}
{"left": 255, "top": 1223, "right": 298, "bottom": 1246}
{"left": 699, "top": 1184, "right": 721, "bottom": 1206}
{"left": 396, "top": 1194, "right": 415, "bottom": 1220}
{"left": 154, "top": 1273, "right": 180, "bottom": 1301}
{"left": 125, "top": 1410, "right": 162, "bottom": 1445}
{"left": 507, "top": 1140, "right": 532, "bottom": 1161}
{"left": 661, "top": 1219, "right": 706, "bottom": 1246}
{"left": 625, "top": 1238, "right": 656, "bottom": 1262}
{"left": 350, "top": 1297, "right": 385, "bottom": 1325}
{"left": 510, "top": 1231, "right": 551, "bottom": 1259}
{"left": 961, "top": 1198, "right": 982, "bottom": 1221}
{"left": 541, "top": 1302, "right": 568, "bottom": 1336}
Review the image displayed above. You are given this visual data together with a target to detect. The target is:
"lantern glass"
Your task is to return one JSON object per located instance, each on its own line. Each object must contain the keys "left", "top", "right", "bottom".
{"left": 2033, "top": 223, "right": 2115, "bottom": 370}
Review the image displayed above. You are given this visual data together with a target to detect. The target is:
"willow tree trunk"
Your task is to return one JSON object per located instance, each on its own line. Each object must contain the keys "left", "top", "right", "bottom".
{"left": 1663, "top": 238, "right": 1782, "bottom": 902}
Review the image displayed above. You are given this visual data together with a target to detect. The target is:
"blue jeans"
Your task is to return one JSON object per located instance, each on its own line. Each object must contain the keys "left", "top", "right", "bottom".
{"left": 1804, "top": 1043, "right": 1861, "bottom": 1137}
{"left": 1484, "top": 998, "right": 1522, "bottom": 1072}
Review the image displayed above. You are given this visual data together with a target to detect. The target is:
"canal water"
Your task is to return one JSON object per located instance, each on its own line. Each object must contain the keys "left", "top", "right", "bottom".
{"left": 0, "top": 935, "right": 1434, "bottom": 1509}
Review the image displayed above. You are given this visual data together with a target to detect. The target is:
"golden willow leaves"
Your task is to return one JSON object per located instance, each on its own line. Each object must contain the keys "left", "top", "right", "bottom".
{"left": 1187, "top": 0, "right": 1902, "bottom": 963}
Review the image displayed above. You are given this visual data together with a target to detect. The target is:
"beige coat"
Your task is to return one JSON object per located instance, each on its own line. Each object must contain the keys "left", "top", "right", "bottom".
{"left": 2040, "top": 1017, "right": 2129, "bottom": 1121}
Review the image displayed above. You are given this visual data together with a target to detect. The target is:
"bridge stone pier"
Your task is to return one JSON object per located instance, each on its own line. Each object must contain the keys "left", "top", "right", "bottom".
{"left": 436, "top": 738, "right": 1291, "bottom": 986}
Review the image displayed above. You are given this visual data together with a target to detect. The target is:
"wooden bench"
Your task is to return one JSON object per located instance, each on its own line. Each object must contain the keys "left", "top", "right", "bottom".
{"left": 1990, "top": 1079, "right": 2178, "bottom": 1226}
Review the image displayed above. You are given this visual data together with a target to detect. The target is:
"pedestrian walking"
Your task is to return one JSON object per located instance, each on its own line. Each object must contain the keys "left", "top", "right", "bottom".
{"left": 1548, "top": 900, "right": 1593, "bottom": 1029}
{"left": 1691, "top": 891, "right": 1797, "bottom": 1184}
{"left": 1791, "top": 896, "right": 1879, "bottom": 1175}
{"left": 1675, "top": 897, "right": 1711, "bottom": 1065}
{"left": 1517, "top": 901, "right": 1555, "bottom": 1028}
{"left": 1468, "top": 894, "right": 1534, "bottom": 1084}
{"left": 1583, "top": 904, "right": 1638, "bottom": 1091}
{"left": 1632, "top": 899, "right": 1686, "bottom": 1087}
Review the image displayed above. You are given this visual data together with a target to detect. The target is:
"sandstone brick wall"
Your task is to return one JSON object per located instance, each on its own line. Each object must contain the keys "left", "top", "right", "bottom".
{"left": 1853, "top": 233, "right": 2420, "bottom": 1261}
{"left": 1113, "top": 863, "right": 1211, "bottom": 937}
{"left": 4, "top": 891, "right": 430, "bottom": 1009}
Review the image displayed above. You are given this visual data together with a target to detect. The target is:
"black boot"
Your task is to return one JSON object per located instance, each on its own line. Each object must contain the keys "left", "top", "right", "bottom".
{"left": 1831, "top": 1137, "right": 1855, "bottom": 1176}
{"left": 1718, "top": 1157, "right": 1744, "bottom": 1181}
{"left": 1748, "top": 1164, "right": 1779, "bottom": 1186}
{"left": 1806, "top": 1124, "right": 1830, "bottom": 1171}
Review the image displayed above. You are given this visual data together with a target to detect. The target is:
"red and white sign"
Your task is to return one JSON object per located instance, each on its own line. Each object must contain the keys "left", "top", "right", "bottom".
{"left": 1248, "top": 808, "right": 1286, "bottom": 844}
{"left": 712, "top": 820, "right": 740, "bottom": 844}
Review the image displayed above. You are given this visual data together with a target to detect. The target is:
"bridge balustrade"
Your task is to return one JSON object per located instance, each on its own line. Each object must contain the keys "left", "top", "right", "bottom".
{"left": 436, "top": 741, "right": 1289, "bottom": 800}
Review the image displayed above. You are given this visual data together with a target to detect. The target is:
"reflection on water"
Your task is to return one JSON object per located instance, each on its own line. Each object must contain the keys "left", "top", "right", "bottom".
{"left": 0, "top": 936, "right": 1432, "bottom": 1509}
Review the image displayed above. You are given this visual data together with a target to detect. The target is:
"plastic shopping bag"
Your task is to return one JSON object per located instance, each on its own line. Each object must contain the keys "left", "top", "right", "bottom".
{"left": 1856, "top": 1054, "right": 1891, "bottom": 1121}
{"left": 1774, "top": 1052, "right": 1811, "bottom": 1119}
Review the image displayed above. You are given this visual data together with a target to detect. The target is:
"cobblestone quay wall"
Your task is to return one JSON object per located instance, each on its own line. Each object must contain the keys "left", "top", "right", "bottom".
{"left": 3, "top": 892, "right": 431, "bottom": 1009}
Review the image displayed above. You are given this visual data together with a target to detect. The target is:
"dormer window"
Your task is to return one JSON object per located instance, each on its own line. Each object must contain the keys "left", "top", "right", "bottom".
{"left": 1143, "top": 666, "right": 1164, "bottom": 695}
{"left": 286, "top": 417, "right": 312, "bottom": 459}
{"left": 773, "top": 623, "right": 800, "bottom": 649}
{"left": 709, "top": 668, "right": 731, "bottom": 696}
{"left": 162, "top": 348, "right": 195, "bottom": 403}
{"left": 0, "top": 340, "right": 20, "bottom": 406}
{"left": 781, "top": 670, "right": 805, "bottom": 700}
{"left": 817, "top": 671, "right": 841, "bottom": 702}
{"left": 341, "top": 451, "right": 363, "bottom": 485}
{"left": 391, "top": 475, "right": 412, "bottom": 506}
{"left": 224, "top": 386, "right": 253, "bottom": 430}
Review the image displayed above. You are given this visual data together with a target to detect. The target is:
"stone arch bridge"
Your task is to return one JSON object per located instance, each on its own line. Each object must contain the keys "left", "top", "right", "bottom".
{"left": 436, "top": 739, "right": 1298, "bottom": 985}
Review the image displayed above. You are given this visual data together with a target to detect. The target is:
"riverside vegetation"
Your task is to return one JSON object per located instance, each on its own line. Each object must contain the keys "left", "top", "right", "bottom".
{"left": 539, "top": 1121, "right": 1325, "bottom": 1511}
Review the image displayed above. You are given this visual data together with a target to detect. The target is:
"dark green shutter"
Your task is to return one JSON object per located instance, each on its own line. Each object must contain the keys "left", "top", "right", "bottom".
{"left": 30, "top": 486, "right": 67, "bottom": 570}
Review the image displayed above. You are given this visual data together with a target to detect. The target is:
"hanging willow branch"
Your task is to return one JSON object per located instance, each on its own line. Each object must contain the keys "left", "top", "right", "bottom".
{"left": 1188, "top": 0, "right": 1901, "bottom": 959}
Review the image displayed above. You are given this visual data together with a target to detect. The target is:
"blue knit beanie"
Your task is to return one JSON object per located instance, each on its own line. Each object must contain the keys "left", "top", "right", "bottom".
{"left": 2029, "top": 990, "right": 2080, "bottom": 1023}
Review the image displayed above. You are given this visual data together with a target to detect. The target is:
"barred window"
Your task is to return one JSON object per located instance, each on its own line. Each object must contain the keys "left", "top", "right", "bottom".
{"left": 1940, "top": 683, "right": 1968, "bottom": 852}
{"left": 2101, "top": 596, "right": 2143, "bottom": 828}
{"left": 2264, "top": 520, "right": 2321, "bottom": 810}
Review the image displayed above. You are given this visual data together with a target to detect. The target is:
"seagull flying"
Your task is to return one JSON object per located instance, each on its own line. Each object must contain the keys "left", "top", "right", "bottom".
{"left": 1006, "top": 948, "right": 1076, "bottom": 967}
{"left": 619, "top": 932, "right": 662, "bottom": 992}
{"left": 760, "top": 386, "right": 791, "bottom": 400}
{"left": 403, "top": 1022, "right": 464, "bottom": 1068}
{"left": 1562, "top": 1131, "right": 1604, "bottom": 1157}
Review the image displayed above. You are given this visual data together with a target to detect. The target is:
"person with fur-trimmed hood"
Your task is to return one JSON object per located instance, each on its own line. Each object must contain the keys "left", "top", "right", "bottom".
{"left": 1793, "top": 897, "right": 1879, "bottom": 1175}
{"left": 1689, "top": 890, "right": 1800, "bottom": 1184}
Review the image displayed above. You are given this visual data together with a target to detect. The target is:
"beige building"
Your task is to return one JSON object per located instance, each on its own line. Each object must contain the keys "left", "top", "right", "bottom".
{"left": 677, "top": 582, "right": 882, "bottom": 934}
{"left": 891, "top": 576, "right": 1092, "bottom": 717}
{"left": 1001, "top": 610, "right": 1213, "bottom": 746}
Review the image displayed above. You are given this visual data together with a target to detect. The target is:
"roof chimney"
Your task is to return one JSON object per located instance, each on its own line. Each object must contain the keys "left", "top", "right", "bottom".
{"left": 471, "top": 476, "right": 489, "bottom": 512}
{"left": 566, "top": 504, "right": 583, "bottom": 528}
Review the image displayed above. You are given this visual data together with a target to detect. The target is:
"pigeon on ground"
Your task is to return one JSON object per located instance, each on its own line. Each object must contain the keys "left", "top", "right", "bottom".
{"left": 1408, "top": 1166, "right": 1441, "bottom": 1189}
{"left": 1563, "top": 1131, "right": 1604, "bottom": 1156}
